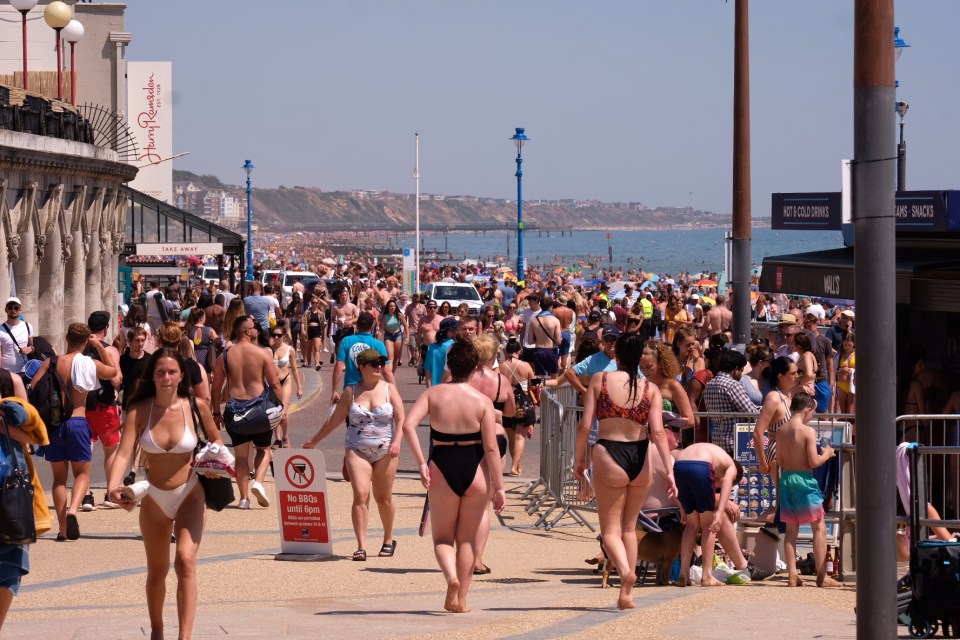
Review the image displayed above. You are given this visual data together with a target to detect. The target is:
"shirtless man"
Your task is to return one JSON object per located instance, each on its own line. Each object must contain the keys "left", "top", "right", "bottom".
{"left": 522, "top": 294, "right": 562, "bottom": 379}
{"left": 330, "top": 290, "right": 360, "bottom": 363}
{"left": 33, "top": 323, "right": 117, "bottom": 540}
{"left": 551, "top": 298, "right": 575, "bottom": 370}
{"left": 417, "top": 299, "right": 442, "bottom": 359}
{"left": 775, "top": 392, "right": 842, "bottom": 588}
{"left": 704, "top": 294, "right": 732, "bottom": 338}
{"left": 672, "top": 442, "right": 748, "bottom": 586}
{"left": 212, "top": 315, "right": 283, "bottom": 509}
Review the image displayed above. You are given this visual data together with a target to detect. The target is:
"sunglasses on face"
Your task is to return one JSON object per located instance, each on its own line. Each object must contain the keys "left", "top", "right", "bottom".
{"left": 6, "top": 305, "right": 20, "bottom": 311}
{"left": 364, "top": 362, "right": 384, "bottom": 368}
{"left": 271, "top": 333, "right": 284, "bottom": 338}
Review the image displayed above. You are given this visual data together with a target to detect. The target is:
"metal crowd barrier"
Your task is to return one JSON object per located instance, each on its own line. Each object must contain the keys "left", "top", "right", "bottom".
{"left": 895, "top": 415, "right": 960, "bottom": 522}
{"left": 522, "top": 385, "right": 595, "bottom": 530}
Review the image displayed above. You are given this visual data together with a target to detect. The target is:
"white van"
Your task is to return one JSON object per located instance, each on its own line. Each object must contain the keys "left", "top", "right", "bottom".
{"left": 422, "top": 282, "right": 484, "bottom": 315}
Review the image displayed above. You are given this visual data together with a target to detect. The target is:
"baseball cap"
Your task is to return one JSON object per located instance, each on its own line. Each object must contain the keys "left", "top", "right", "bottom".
{"left": 356, "top": 348, "right": 388, "bottom": 366}
{"left": 662, "top": 411, "right": 689, "bottom": 432}
{"left": 439, "top": 317, "right": 459, "bottom": 335}
{"left": 778, "top": 313, "right": 798, "bottom": 326}
{"left": 88, "top": 310, "right": 111, "bottom": 332}
{"left": 5, "top": 297, "right": 21, "bottom": 307}
{"left": 841, "top": 310, "right": 855, "bottom": 319}
{"left": 602, "top": 326, "right": 621, "bottom": 339}
{"left": 588, "top": 311, "right": 601, "bottom": 322}
{"left": 691, "top": 294, "right": 700, "bottom": 300}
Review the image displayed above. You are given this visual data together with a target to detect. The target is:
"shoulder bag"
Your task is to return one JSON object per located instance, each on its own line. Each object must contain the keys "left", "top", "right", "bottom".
{"left": 189, "top": 396, "right": 235, "bottom": 511}
{"left": 0, "top": 416, "right": 36, "bottom": 544}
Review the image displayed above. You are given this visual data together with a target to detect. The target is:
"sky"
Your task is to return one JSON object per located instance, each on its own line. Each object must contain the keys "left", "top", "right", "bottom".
{"left": 124, "top": 1, "right": 960, "bottom": 214}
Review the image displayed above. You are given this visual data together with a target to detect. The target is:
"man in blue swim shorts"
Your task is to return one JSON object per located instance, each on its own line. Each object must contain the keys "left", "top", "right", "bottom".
{"left": 672, "top": 442, "right": 747, "bottom": 586}
{"left": 774, "top": 392, "right": 842, "bottom": 588}
{"left": 32, "top": 323, "right": 117, "bottom": 541}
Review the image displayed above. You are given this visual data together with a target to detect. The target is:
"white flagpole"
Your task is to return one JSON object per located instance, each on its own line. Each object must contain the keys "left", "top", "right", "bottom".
{"left": 415, "top": 132, "right": 421, "bottom": 295}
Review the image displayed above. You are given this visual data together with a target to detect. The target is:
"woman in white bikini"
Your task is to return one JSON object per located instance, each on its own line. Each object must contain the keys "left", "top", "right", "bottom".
{"left": 107, "top": 349, "right": 224, "bottom": 640}
{"left": 304, "top": 348, "right": 404, "bottom": 561}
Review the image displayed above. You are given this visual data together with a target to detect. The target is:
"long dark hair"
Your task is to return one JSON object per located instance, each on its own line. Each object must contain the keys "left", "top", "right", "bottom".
{"left": 763, "top": 356, "right": 795, "bottom": 390}
{"left": 614, "top": 333, "right": 644, "bottom": 404}
{"left": 124, "top": 349, "right": 192, "bottom": 407}
{"left": 446, "top": 335, "right": 480, "bottom": 382}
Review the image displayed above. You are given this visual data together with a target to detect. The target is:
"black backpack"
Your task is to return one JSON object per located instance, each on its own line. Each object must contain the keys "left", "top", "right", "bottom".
{"left": 29, "top": 356, "right": 73, "bottom": 431}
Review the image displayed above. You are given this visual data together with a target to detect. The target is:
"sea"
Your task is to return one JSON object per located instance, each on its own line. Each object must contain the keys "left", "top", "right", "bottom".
{"left": 410, "top": 227, "right": 843, "bottom": 277}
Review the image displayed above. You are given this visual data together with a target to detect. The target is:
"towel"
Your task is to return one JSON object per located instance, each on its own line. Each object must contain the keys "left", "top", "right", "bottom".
{"left": 70, "top": 353, "right": 101, "bottom": 393}
{"left": 895, "top": 442, "right": 912, "bottom": 517}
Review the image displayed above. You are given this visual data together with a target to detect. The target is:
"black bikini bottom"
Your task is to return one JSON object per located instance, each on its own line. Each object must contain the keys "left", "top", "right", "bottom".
{"left": 430, "top": 443, "right": 485, "bottom": 497}
{"left": 596, "top": 439, "right": 650, "bottom": 481}
{"left": 497, "top": 434, "right": 508, "bottom": 458}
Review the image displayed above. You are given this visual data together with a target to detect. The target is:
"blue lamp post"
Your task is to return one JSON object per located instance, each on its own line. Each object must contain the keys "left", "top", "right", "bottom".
{"left": 894, "top": 26, "right": 910, "bottom": 191}
{"left": 510, "top": 128, "right": 529, "bottom": 283}
{"left": 243, "top": 159, "right": 255, "bottom": 283}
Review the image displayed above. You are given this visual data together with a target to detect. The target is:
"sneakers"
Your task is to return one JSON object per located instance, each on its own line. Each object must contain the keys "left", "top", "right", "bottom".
{"left": 81, "top": 493, "right": 96, "bottom": 512}
{"left": 101, "top": 493, "right": 121, "bottom": 509}
{"left": 237, "top": 498, "right": 251, "bottom": 510}
{"left": 250, "top": 481, "right": 270, "bottom": 507}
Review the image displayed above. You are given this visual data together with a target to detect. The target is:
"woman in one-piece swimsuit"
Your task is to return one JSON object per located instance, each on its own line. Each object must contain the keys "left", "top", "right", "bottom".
{"left": 400, "top": 336, "right": 506, "bottom": 614}
{"left": 574, "top": 333, "right": 676, "bottom": 611}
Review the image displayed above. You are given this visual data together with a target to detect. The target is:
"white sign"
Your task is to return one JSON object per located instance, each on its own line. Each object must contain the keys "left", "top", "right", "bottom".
{"left": 128, "top": 61, "right": 174, "bottom": 204}
{"left": 403, "top": 247, "right": 416, "bottom": 294}
{"left": 136, "top": 243, "right": 223, "bottom": 256}
{"left": 273, "top": 449, "right": 333, "bottom": 556}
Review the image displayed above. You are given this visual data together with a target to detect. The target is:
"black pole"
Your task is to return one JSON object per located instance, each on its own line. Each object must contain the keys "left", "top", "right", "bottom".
{"left": 897, "top": 119, "right": 906, "bottom": 191}
{"left": 731, "top": 0, "right": 752, "bottom": 345}
{"left": 854, "top": 1, "right": 897, "bottom": 638}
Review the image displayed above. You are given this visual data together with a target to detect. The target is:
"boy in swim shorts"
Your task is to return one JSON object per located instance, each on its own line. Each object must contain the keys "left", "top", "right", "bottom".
{"left": 672, "top": 442, "right": 748, "bottom": 586}
{"left": 774, "top": 392, "right": 842, "bottom": 588}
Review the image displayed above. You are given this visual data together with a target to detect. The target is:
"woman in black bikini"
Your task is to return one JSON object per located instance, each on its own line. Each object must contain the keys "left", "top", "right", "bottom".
{"left": 401, "top": 336, "right": 506, "bottom": 613}
{"left": 574, "top": 333, "right": 676, "bottom": 610}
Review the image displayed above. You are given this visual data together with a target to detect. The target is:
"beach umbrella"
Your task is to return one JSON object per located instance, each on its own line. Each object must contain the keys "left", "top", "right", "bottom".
{"left": 640, "top": 280, "right": 658, "bottom": 291}
{"left": 695, "top": 279, "right": 717, "bottom": 287}
{"left": 699, "top": 295, "right": 716, "bottom": 306}
{"left": 645, "top": 273, "right": 660, "bottom": 282}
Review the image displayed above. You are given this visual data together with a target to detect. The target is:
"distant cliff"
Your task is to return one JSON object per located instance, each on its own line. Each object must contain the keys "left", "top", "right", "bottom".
{"left": 172, "top": 170, "right": 742, "bottom": 230}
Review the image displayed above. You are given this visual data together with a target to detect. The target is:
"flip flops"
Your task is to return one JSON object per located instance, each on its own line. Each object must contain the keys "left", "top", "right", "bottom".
{"left": 378, "top": 540, "right": 397, "bottom": 557}
{"left": 66, "top": 513, "right": 80, "bottom": 540}
{"left": 472, "top": 564, "right": 492, "bottom": 575}
{"left": 352, "top": 549, "right": 367, "bottom": 561}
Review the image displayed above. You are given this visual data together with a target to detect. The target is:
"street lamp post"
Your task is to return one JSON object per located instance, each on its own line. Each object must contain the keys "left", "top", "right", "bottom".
{"left": 62, "top": 19, "right": 84, "bottom": 105}
{"left": 510, "top": 127, "right": 529, "bottom": 283}
{"left": 243, "top": 160, "right": 255, "bottom": 284}
{"left": 414, "top": 132, "right": 420, "bottom": 295}
{"left": 10, "top": 0, "right": 38, "bottom": 91}
{"left": 894, "top": 27, "right": 910, "bottom": 192}
{"left": 43, "top": 1, "right": 72, "bottom": 101}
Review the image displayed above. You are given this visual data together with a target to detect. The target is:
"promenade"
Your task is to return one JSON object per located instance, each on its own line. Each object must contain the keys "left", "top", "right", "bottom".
{"left": 5, "top": 362, "right": 872, "bottom": 639}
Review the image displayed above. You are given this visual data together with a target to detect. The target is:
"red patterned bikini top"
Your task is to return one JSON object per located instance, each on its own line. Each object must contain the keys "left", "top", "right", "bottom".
{"left": 596, "top": 373, "right": 651, "bottom": 424}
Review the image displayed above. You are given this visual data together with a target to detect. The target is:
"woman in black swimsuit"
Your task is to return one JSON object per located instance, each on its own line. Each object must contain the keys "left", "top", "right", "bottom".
{"left": 574, "top": 333, "right": 676, "bottom": 610}
{"left": 401, "top": 336, "right": 505, "bottom": 614}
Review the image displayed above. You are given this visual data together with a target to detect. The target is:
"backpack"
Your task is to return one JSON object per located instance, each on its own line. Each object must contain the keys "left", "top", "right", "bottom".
{"left": 29, "top": 356, "right": 73, "bottom": 431}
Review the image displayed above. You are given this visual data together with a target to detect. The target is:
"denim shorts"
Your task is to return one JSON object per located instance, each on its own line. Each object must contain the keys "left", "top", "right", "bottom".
{"left": 0, "top": 544, "right": 29, "bottom": 595}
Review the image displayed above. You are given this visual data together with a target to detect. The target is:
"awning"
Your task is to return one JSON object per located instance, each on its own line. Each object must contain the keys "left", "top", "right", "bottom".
{"left": 759, "top": 246, "right": 960, "bottom": 309}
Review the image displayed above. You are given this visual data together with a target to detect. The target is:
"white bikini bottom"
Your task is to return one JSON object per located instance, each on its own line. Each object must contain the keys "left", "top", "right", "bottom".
{"left": 145, "top": 474, "right": 200, "bottom": 520}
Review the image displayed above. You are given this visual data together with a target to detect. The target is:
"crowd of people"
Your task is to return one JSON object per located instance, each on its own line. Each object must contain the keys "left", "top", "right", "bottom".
{"left": 6, "top": 249, "right": 960, "bottom": 631}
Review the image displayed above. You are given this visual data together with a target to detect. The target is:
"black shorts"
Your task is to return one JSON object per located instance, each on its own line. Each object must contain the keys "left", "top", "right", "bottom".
{"left": 225, "top": 427, "right": 274, "bottom": 448}
{"left": 531, "top": 347, "right": 559, "bottom": 376}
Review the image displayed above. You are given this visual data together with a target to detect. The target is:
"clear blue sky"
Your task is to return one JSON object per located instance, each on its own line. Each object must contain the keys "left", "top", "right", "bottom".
{"left": 125, "top": 1, "right": 957, "bottom": 214}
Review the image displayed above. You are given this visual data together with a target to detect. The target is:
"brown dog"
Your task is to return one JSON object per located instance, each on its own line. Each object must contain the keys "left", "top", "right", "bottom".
{"left": 600, "top": 526, "right": 683, "bottom": 588}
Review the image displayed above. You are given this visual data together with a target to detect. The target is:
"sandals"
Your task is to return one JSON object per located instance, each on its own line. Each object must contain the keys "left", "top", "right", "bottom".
{"left": 379, "top": 540, "right": 397, "bottom": 557}
{"left": 472, "top": 564, "right": 492, "bottom": 575}
{"left": 66, "top": 513, "right": 80, "bottom": 540}
{"left": 352, "top": 549, "right": 367, "bottom": 561}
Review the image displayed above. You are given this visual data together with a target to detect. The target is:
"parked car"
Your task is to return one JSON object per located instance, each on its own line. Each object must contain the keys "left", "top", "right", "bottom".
{"left": 200, "top": 266, "right": 222, "bottom": 286}
{"left": 422, "top": 282, "right": 484, "bottom": 315}
{"left": 280, "top": 271, "right": 319, "bottom": 306}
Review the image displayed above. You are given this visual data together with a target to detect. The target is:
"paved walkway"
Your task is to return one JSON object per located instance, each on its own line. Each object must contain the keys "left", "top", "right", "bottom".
{"left": 8, "top": 357, "right": 896, "bottom": 639}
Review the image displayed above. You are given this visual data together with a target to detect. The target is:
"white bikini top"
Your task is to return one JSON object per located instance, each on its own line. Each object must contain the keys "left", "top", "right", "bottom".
{"left": 274, "top": 344, "right": 291, "bottom": 369}
{"left": 139, "top": 399, "right": 198, "bottom": 454}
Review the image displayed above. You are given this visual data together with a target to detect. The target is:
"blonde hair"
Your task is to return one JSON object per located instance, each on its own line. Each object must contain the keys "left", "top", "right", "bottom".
{"left": 473, "top": 334, "right": 500, "bottom": 366}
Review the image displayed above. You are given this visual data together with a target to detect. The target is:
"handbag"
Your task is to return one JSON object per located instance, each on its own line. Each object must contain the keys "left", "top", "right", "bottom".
{"left": 0, "top": 417, "right": 36, "bottom": 544}
{"left": 221, "top": 350, "right": 284, "bottom": 435}
{"left": 189, "top": 397, "right": 235, "bottom": 511}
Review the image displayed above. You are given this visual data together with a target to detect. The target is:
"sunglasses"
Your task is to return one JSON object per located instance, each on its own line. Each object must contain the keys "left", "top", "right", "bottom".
{"left": 6, "top": 305, "right": 20, "bottom": 311}
{"left": 271, "top": 333, "right": 284, "bottom": 338}
{"left": 364, "top": 361, "right": 384, "bottom": 368}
